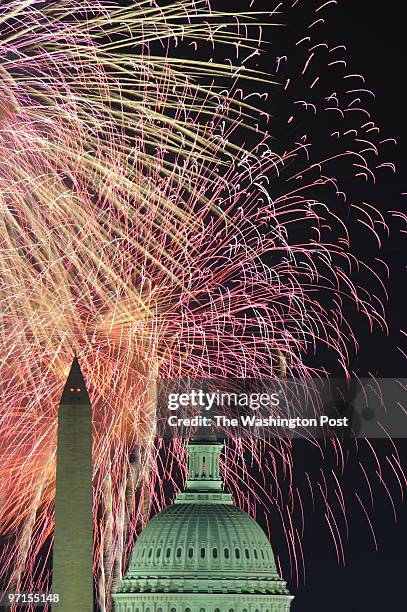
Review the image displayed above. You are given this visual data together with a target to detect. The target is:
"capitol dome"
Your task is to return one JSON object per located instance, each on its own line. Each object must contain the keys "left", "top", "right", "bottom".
{"left": 112, "top": 435, "right": 293, "bottom": 612}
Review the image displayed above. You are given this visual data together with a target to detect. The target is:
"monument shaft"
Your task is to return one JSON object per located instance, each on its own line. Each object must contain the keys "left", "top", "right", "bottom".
{"left": 52, "top": 360, "right": 93, "bottom": 611}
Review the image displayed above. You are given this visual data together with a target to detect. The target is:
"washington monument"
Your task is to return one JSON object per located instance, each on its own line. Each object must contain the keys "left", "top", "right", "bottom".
{"left": 52, "top": 356, "right": 93, "bottom": 611}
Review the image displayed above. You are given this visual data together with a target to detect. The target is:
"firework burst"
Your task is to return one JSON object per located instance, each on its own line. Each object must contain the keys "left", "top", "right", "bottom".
{"left": 0, "top": 1, "right": 404, "bottom": 609}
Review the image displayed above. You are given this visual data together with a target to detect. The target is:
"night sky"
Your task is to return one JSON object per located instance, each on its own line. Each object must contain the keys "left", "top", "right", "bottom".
{"left": 327, "top": 0, "right": 406, "bottom": 379}
{"left": 254, "top": 1, "right": 407, "bottom": 610}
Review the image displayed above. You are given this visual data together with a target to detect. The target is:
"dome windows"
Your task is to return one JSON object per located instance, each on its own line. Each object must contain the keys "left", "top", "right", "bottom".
{"left": 165, "top": 547, "right": 171, "bottom": 559}
{"left": 200, "top": 547, "right": 206, "bottom": 559}
{"left": 245, "top": 548, "right": 250, "bottom": 559}
{"left": 235, "top": 548, "right": 240, "bottom": 559}
{"left": 176, "top": 547, "right": 182, "bottom": 559}
{"left": 212, "top": 547, "right": 218, "bottom": 559}
{"left": 188, "top": 546, "right": 194, "bottom": 559}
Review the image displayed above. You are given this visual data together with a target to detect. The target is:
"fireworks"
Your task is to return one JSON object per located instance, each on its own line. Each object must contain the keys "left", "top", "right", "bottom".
{"left": 0, "top": 1, "right": 404, "bottom": 610}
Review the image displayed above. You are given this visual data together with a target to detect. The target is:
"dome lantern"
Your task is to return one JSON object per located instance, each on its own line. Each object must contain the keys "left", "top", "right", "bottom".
{"left": 179, "top": 431, "right": 226, "bottom": 497}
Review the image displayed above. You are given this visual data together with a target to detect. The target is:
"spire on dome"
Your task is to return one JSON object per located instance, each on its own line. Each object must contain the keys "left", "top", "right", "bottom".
{"left": 190, "top": 421, "right": 219, "bottom": 445}
{"left": 189, "top": 382, "right": 219, "bottom": 445}
{"left": 59, "top": 356, "right": 91, "bottom": 405}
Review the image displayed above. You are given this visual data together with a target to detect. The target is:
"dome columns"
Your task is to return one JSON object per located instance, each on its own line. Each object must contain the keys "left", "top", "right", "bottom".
{"left": 185, "top": 443, "right": 223, "bottom": 492}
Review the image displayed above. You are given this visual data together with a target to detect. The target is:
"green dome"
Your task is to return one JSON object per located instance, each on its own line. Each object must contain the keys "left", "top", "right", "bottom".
{"left": 113, "top": 440, "right": 293, "bottom": 610}
{"left": 121, "top": 499, "right": 287, "bottom": 594}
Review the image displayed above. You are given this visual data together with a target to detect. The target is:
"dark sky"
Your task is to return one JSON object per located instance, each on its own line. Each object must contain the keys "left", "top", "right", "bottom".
{"left": 329, "top": 0, "right": 407, "bottom": 379}
{"left": 252, "top": 0, "right": 407, "bottom": 379}
{"left": 252, "top": 1, "right": 407, "bottom": 610}
{"left": 190, "top": 0, "right": 407, "bottom": 379}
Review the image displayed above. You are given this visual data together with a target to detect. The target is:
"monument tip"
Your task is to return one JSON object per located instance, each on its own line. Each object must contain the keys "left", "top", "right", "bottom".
{"left": 60, "top": 356, "right": 91, "bottom": 405}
